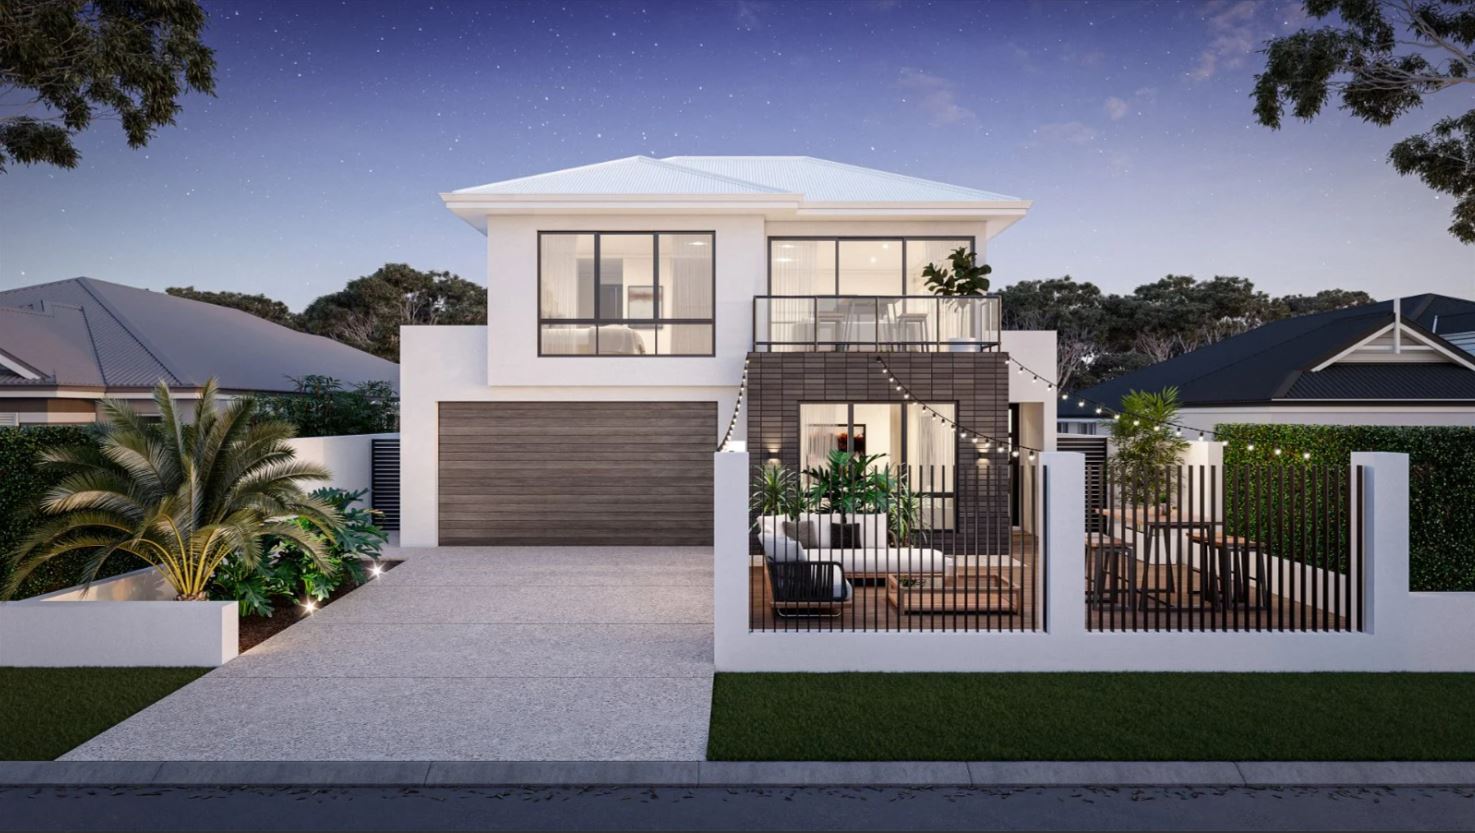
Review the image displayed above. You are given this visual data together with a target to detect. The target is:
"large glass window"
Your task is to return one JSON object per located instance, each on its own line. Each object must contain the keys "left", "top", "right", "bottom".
{"left": 799, "top": 401, "right": 957, "bottom": 528}
{"left": 539, "top": 231, "right": 714, "bottom": 356}
{"left": 770, "top": 238, "right": 973, "bottom": 296}
{"left": 770, "top": 240, "right": 836, "bottom": 295}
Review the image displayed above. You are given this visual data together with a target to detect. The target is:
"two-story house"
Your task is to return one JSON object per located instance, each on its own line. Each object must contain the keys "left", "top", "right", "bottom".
{"left": 399, "top": 156, "right": 1058, "bottom": 547}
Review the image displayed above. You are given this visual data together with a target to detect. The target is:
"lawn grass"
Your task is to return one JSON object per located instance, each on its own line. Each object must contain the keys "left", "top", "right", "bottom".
{"left": 708, "top": 672, "right": 1475, "bottom": 761}
{"left": 0, "top": 667, "right": 208, "bottom": 761}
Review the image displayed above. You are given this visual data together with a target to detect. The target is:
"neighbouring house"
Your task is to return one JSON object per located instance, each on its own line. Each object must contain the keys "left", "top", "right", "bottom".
{"left": 0, "top": 276, "right": 399, "bottom": 424}
{"left": 400, "top": 155, "right": 1058, "bottom": 546}
{"left": 1057, "top": 293, "right": 1475, "bottom": 436}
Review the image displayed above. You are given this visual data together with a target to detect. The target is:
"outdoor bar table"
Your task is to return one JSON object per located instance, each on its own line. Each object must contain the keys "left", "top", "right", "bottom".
{"left": 1096, "top": 507, "right": 1221, "bottom": 611}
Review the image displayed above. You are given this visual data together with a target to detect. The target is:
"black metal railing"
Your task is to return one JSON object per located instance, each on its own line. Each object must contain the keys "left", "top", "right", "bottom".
{"left": 752, "top": 295, "right": 1002, "bottom": 352}
{"left": 1085, "top": 462, "right": 1363, "bottom": 632}
{"left": 749, "top": 462, "right": 1041, "bottom": 632}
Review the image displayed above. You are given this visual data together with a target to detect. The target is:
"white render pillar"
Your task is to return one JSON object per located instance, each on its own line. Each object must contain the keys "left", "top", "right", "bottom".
{"left": 1352, "top": 451, "right": 1409, "bottom": 637}
{"left": 713, "top": 451, "right": 751, "bottom": 670}
{"left": 1038, "top": 451, "right": 1086, "bottom": 638}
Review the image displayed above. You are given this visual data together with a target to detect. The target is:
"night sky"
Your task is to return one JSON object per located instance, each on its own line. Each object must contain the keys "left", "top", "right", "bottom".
{"left": 2, "top": 0, "right": 1470, "bottom": 309}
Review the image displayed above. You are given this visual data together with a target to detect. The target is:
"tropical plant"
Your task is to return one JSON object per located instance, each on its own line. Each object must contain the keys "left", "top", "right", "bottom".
{"left": 802, "top": 450, "right": 886, "bottom": 516}
{"left": 871, "top": 466, "right": 927, "bottom": 546}
{"left": 209, "top": 487, "right": 386, "bottom": 617}
{"left": 1, "top": 380, "right": 340, "bottom": 601}
{"left": 922, "top": 247, "right": 992, "bottom": 297}
{"left": 750, "top": 464, "right": 806, "bottom": 525}
{"left": 1109, "top": 387, "right": 1191, "bottom": 505}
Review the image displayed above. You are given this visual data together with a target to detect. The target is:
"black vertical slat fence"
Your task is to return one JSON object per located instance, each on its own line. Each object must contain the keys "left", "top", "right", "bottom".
{"left": 748, "top": 462, "right": 1042, "bottom": 632}
{"left": 370, "top": 438, "right": 401, "bottom": 532}
{"left": 1084, "top": 461, "right": 1362, "bottom": 632}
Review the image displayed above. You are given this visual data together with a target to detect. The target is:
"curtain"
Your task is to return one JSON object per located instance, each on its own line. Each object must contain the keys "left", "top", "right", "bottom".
{"left": 539, "top": 234, "right": 594, "bottom": 319}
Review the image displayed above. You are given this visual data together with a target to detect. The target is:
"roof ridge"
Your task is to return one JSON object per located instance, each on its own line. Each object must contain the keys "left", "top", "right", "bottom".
{"left": 796, "top": 155, "right": 1021, "bottom": 201}
{"left": 74, "top": 277, "right": 185, "bottom": 386}
{"left": 640, "top": 156, "right": 790, "bottom": 193}
{"left": 452, "top": 156, "right": 651, "bottom": 193}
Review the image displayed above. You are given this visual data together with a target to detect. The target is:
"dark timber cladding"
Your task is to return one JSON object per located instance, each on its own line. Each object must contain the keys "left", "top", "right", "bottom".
{"left": 438, "top": 401, "right": 717, "bottom": 545}
{"left": 745, "top": 351, "right": 1012, "bottom": 551}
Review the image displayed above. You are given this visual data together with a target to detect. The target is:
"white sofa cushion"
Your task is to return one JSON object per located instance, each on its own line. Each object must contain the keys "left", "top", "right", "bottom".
{"left": 850, "top": 513, "right": 888, "bottom": 548}
{"left": 811, "top": 547, "right": 952, "bottom": 576}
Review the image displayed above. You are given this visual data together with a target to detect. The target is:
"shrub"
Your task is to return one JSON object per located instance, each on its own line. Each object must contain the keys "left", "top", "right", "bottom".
{"left": 1217, "top": 424, "right": 1475, "bottom": 591}
{"left": 209, "top": 487, "right": 387, "bottom": 617}
{"left": 259, "top": 375, "right": 397, "bottom": 437}
{"left": 0, "top": 425, "right": 139, "bottom": 598}
{"left": 2, "top": 381, "right": 340, "bottom": 601}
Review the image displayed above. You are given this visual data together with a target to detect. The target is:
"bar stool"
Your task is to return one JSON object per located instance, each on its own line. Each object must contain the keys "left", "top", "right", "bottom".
{"left": 1085, "top": 532, "right": 1135, "bottom": 607}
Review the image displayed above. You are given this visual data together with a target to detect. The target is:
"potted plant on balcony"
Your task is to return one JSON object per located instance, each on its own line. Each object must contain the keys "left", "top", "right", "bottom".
{"left": 921, "top": 247, "right": 992, "bottom": 352}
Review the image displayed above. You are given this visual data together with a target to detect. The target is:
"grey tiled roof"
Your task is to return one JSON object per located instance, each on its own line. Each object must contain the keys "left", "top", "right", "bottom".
{"left": 0, "top": 277, "right": 398, "bottom": 393}
{"left": 1059, "top": 294, "right": 1475, "bottom": 414}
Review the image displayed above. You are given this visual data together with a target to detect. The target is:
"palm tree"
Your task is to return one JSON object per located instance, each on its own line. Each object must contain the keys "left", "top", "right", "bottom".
{"left": 2, "top": 380, "right": 340, "bottom": 601}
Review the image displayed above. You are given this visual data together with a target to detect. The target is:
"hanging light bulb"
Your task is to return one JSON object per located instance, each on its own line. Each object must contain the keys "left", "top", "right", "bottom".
{"left": 1247, "top": 444, "right": 1256, "bottom": 451}
{"left": 1274, "top": 448, "right": 1283, "bottom": 456}
{"left": 1302, "top": 452, "right": 1311, "bottom": 460}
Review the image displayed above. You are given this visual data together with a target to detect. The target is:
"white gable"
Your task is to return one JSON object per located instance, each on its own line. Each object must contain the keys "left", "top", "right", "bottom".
{"left": 1312, "top": 321, "right": 1475, "bottom": 371}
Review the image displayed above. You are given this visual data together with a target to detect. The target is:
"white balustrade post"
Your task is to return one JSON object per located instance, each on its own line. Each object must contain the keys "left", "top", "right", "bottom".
{"left": 1039, "top": 451, "right": 1086, "bottom": 637}
{"left": 1352, "top": 451, "right": 1409, "bottom": 636}
{"left": 713, "top": 451, "right": 751, "bottom": 670}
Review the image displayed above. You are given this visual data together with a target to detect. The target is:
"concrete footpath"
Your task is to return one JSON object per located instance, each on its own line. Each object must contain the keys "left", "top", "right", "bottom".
{"left": 3, "top": 760, "right": 1475, "bottom": 788}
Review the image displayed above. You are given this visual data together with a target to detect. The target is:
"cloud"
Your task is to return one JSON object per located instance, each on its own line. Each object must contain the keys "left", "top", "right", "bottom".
{"left": 1033, "top": 121, "right": 1098, "bottom": 146}
{"left": 1104, "top": 87, "right": 1157, "bottom": 121}
{"left": 1190, "top": 0, "right": 1263, "bottom": 81}
{"left": 1104, "top": 96, "right": 1130, "bottom": 121}
{"left": 896, "top": 68, "right": 977, "bottom": 127}
{"left": 732, "top": 0, "right": 765, "bottom": 31}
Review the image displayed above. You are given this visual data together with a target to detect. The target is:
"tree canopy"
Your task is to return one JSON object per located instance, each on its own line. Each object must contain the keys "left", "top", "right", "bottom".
{"left": 165, "top": 286, "right": 299, "bottom": 329}
{"left": 999, "top": 275, "right": 1374, "bottom": 389}
{"left": 1253, "top": 0, "right": 1475, "bottom": 242}
{"left": 0, "top": 0, "right": 216, "bottom": 171}
{"left": 299, "top": 263, "right": 487, "bottom": 362}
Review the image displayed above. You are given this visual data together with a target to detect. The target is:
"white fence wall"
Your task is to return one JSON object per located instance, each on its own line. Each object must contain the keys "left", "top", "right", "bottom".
{"left": 285, "top": 432, "right": 397, "bottom": 500}
{"left": 715, "top": 450, "right": 1475, "bottom": 672}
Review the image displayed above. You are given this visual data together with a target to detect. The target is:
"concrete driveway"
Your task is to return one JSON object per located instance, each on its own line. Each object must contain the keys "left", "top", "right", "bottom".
{"left": 62, "top": 546, "right": 714, "bottom": 761}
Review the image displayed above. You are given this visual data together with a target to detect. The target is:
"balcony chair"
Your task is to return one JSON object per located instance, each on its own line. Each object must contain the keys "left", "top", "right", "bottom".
{"left": 765, "top": 556, "right": 854, "bottom": 618}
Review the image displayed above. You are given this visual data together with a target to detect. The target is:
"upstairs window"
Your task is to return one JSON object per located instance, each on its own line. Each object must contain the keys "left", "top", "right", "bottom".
{"left": 539, "top": 231, "right": 715, "bottom": 356}
{"left": 769, "top": 237, "right": 973, "bottom": 296}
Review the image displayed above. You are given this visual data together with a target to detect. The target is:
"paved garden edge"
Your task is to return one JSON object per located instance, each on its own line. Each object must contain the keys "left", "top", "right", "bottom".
{"left": 3, "top": 761, "right": 1475, "bottom": 788}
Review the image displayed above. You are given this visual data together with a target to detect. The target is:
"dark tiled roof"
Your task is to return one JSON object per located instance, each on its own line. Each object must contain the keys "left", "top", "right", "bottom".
{"left": 0, "top": 277, "right": 399, "bottom": 393}
{"left": 1283, "top": 364, "right": 1475, "bottom": 400}
{"left": 1059, "top": 294, "right": 1475, "bottom": 415}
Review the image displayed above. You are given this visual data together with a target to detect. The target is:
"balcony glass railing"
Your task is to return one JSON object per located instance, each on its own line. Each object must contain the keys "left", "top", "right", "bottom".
{"left": 752, "top": 294, "right": 1002, "bottom": 352}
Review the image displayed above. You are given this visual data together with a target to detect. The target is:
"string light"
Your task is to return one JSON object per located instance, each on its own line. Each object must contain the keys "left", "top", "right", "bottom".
{"left": 717, "top": 358, "right": 750, "bottom": 452}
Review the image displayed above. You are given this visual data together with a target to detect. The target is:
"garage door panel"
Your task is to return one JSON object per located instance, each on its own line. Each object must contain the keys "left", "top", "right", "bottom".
{"left": 438, "top": 401, "right": 716, "bottom": 546}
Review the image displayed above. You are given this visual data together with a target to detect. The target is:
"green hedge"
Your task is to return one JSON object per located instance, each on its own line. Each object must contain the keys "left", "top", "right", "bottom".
{"left": 0, "top": 426, "right": 145, "bottom": 599}
{"left": 1217, "top": 424, "right": 1475, "bottom": 592}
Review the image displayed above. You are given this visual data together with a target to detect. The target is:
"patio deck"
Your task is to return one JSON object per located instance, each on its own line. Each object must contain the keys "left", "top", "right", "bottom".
{"left": 749, "top": 541, "right": 1349, "bottom": 632}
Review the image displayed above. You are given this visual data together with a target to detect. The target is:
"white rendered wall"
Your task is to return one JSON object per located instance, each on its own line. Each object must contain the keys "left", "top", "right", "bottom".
{"left": 1001, "top": 329, "right": 1058, "bottom": 453}
{"left": 717, "top": 450, "right": 1475, "bottom": 672}
{"left": 285, "top": 432, "right": 398, "bottom": 501}
{"left": 0, "top": 568, "right": 237, "bottom": 667}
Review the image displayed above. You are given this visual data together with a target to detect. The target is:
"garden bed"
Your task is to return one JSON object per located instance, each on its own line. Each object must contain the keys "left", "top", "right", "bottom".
{"left": 237, "top": 559, "right": 401, "bottom": 652}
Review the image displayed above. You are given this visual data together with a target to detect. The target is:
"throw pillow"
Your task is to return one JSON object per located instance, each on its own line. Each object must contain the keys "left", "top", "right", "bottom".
{"left": 829, "top": 521, "right": 861, "bottom": 549}
{"left": 784, "top": 519, "right": 819, "bottom": 549}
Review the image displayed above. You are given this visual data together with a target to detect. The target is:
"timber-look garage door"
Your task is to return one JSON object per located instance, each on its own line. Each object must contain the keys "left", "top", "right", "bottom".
{"left": 438, "top": 401, "right": 717, "bottom": 546}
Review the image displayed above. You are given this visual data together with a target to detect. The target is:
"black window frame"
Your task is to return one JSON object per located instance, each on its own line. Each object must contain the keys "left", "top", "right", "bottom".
{"left": 537, "top": 230, "right": 717, "bottom": 357}
{"left": 797, "top": 399, "right": 961, "bottom": 513}
{"left": 766, "top": 235, "right": 978, "bottom": 296}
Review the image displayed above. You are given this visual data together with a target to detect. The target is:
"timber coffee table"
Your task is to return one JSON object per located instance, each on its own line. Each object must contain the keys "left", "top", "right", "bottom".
{"left": 885, "top": 572, "right": 1021, "bottom": 614}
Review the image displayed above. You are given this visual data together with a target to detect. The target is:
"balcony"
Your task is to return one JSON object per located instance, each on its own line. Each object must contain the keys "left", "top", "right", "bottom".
{"left": 752, "top": 294, "right": 1001, "bottom": 352}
